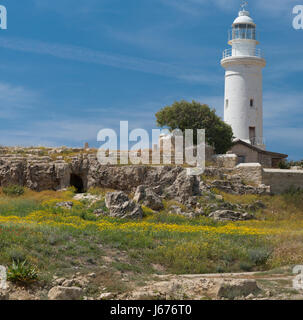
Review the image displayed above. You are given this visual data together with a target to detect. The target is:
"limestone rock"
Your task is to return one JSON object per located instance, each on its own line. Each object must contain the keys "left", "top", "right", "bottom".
{"left": 99, "top": 292, "right": 115, "bottom": 300}
{"left": 48, "top": 286, "right": 83, "bottom": 300}
{"left": 215, "top": 279, "right": 261, "bottom": 299}
{"left": 0, "top": 290, "right": 9, "bottom": 300}
{"left": 209, "top": 210, "right": 254, "bottom": 222}
{"left": 105, "top": 191, "right": 143, "bottom": 219}
{"left": 205, "top": 202, "right": 243, "bottom": 214}
{"left": 54, "top": 278, "right": 66, "bottom": 286}
{"left": 55, "top": 201, "right": 73, "bottom": 210}
{"left": 73, "top": 193, "right": 101, "bottom": 205}
{"left": 93, "top": 209, "right": 107, "bottom": 216}
{"left": 165, "top": 170, "right": 200, "bottom": 203}
{"left": 211, "top": 179, "right": 270, "bottom": 195}
{"left": 169, "top": 205, "right": 183, "bottom": 215}
{"left": 133, "top": 185, "right": 164, "bottom": 211}
{"left": 245, "top": 200, "right": 266, "bottom": 212}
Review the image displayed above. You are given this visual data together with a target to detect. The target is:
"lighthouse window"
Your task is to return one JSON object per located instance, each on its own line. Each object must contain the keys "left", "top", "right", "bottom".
{"left": 226, "top": 99, "right": 229, "bottom": 108}
{"left": 232, "top": 24, "right": 256, "bottom": 40}
{"left": 250, "top": 99, "right": 254, "bottom": 107}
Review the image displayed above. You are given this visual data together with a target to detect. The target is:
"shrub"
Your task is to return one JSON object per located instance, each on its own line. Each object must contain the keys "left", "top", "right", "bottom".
{"left": 2, "top": 185, "right": 25, "bottom": 197}
{"left": 7, "top": 260, "right": 38, "bottom": 283}
{"left": 248, "top": 248, "right": 271, "bottom": 266}
{"left": 155, "top": 100, "right": 234, "bottom": 154}
{"left": 67, "top": 186, "right": 77, "bottom": 194}
{"left": 278, "top": 161, "right": 290, "bottom": 169}
{"left": 239, "top": 261, "right": 254, "bottom": 272}
{"left": 7, "top": 247, "right": 27, "bottom": 263}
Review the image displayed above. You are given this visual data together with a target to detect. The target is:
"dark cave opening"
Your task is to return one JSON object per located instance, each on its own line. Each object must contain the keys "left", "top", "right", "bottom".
{"left": 70, "top": 174, "right": 84, "bottom": 193}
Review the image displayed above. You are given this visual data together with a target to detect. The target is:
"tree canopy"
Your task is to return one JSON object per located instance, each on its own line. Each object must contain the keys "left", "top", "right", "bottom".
{"left": 155, "top": 100, "right": 234, "bottom": 154}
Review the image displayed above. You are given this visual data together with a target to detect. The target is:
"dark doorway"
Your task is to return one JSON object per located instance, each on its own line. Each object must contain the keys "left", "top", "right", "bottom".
{"left": 70, "top": 174, "right": 84, "bottom": 193}
{"left": 249, "top": 126, "right": 256, "bottom": 145}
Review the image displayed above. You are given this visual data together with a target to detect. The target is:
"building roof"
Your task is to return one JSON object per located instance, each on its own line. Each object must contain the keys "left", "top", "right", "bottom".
{"left": 232, "top": 139, "right": 288, "bottom": 159}
{"left": 233, "top": 10, "right": 255, "bottom": 26}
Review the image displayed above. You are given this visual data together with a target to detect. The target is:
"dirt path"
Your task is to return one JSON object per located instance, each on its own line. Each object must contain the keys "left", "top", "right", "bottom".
{"left": 118, "top": 267, "right": 303, "bottom": 300}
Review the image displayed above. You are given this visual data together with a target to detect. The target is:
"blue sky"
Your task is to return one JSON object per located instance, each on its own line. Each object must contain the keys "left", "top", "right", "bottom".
{"left": 0, "top": 0, "right": 302, "bottom": 159}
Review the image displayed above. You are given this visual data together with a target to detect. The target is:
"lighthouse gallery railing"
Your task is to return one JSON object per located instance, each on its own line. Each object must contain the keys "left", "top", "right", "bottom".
{"left": 222, "top": 48, "right": 263, "bottom": 59}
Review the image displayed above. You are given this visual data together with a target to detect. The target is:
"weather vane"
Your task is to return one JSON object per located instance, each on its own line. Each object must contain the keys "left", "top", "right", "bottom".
{"left": 240, "top": 1, "right": 248, "bottom": 11}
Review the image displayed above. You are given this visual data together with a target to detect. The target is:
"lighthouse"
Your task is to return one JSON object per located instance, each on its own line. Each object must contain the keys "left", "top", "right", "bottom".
{"left": 221, "top": 3, "right": 266, "bottom": 150}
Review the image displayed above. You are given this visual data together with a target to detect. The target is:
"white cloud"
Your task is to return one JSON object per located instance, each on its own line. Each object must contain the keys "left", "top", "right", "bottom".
{"left": 0, "top": 82, "right": 37, "bottom": 119}
{"left": 263, "top": 91, "right": 303, "bottom": 122}
{"left": 158, "top": 0, "right": 297, "bottom": 17}
{"left": 158, "top": 0, "right": 239, "bottom": 15}
{"left": 0, "top": 36, "right": 215, "bottom": 84}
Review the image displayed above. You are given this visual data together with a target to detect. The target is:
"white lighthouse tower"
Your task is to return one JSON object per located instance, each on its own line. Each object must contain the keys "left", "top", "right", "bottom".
{"left": 221, "top": 2, "right": 266, "bottom": 149}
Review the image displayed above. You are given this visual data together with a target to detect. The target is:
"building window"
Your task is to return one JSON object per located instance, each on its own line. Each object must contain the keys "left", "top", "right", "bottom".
{"left": 250, "top": 99, "right": 254, "bottom": 107}
{"left": 225, "top": 99, "right": 229, "bottom": 108}
{"left": 238, "top": 156, "right": 246, "bottom": 164}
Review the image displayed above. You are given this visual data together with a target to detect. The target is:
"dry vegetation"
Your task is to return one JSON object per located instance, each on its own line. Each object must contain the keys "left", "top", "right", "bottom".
{"left": 0, "top": 185, "right": 303, "bottom": 297}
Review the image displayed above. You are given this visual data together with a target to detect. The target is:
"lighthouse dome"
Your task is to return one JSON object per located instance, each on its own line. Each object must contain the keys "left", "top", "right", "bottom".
{"left": 233, "top": 10, "right": 255, "bottom": 26}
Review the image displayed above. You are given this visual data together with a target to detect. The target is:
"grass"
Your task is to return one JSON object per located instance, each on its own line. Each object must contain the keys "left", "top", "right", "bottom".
{"left": 7, "top": 260, "right": 38, "bottom": 283}
{"left": 2, "top": 185, "right": 25, "bottom": 197}
{"left": 0, "top": 186, "right": 302, "bottom": 291}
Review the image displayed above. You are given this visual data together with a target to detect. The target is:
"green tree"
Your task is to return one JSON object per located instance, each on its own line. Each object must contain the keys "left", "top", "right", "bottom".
{"left": 156, "top": 100, "right": 233, "bottom": 154}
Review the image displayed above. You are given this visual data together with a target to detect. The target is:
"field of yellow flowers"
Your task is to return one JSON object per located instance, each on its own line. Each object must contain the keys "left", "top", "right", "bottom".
{"left": 0, "top": 186, "right": 303, "bottom": 283}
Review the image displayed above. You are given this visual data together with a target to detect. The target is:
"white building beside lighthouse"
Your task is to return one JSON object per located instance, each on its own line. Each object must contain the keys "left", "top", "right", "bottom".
{"left": 221, "top": 6, "right": 266, "bottom": 149}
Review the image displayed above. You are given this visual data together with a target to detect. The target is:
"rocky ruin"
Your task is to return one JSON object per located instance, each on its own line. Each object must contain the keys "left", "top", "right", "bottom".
{"left": 0, "top": 149, "right": 271, "bottom": 199}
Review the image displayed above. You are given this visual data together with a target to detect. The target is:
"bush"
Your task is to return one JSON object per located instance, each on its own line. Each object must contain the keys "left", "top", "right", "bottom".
{"left": 7, "top": 247, "right": 27, "bottom": 263}
{"left": 2, "top": 185, "right": 25, "bottom": 197}
{"left": 7, "top": 260, "right": 38, "bottom": 283}
{"left": 155, "top": 100, "right": 234, "bottom": 154}
{"left": 239, "top": 261, "right": 254, "bottom": 272}
{"left": 278, "top": 161, "right": 290, "bottom": 169}
{"left": 248, "top": 248, "right": 271, "bottom": 266}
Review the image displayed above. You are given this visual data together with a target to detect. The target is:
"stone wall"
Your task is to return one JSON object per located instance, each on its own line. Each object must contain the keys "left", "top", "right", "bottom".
{"left": 262, "top": 169, "right": 303, "bottom": 194}
{"left": 232, "top": 164, "right": 303, "bottom": 194}
{"left": 233, "top": 163, "right": 263, "bottom": 185}
{"left": 212, "top": 154, "right": 238, "bottom": 168}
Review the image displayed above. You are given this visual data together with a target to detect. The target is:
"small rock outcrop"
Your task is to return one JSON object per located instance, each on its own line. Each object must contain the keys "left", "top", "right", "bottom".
{"left": 133, "top": 185, "right": 164, "bottom": 211}
{"left": 55, "top": 201, "right": 74, "bottom": 210}
{"left": 166, "top": 170, "right": 201, "bottom": 203}
{"left": 211, "top": 179, "right": 270, "bottom": 195}
{"left": 209, "top": 210, "right": 254, "bottom": 222}
{"left": 105, "top": 191, "right": 143, "bottom": 219}
{"left": 215, "top": 279, "right": 261, "bottom": 299}
{"left": 0, "top": 290, "right": 9, "bottom": 300}
{"left": 48, "top": 286, "right": 83, "bottom": 300}
{"left": 245, "top": 200, "right": 266, "bottom": 212}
